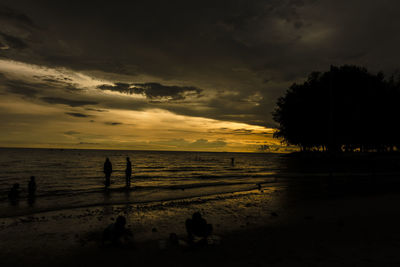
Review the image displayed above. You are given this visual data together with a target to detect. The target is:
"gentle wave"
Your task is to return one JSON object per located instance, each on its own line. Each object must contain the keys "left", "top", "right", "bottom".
{"left": 0, "top": 182, "right": 276, "bottom": 218}
{"left": 0, "top": 178, "right": 277, "bottom": 201}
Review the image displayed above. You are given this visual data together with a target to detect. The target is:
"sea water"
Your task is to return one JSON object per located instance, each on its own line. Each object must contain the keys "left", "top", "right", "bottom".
{"left": 0, "top": 148, "right": 286, "bottom": 217}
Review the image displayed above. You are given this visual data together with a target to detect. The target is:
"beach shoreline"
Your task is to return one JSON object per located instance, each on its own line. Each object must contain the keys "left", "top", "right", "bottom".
{"left": 2, "top": 179, "right": 400, "bottom": 266}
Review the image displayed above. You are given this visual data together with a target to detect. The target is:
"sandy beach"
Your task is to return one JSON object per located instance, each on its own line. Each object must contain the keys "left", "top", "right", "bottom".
{"left": 2, "top": 177, "right": 400, "bottom": 267}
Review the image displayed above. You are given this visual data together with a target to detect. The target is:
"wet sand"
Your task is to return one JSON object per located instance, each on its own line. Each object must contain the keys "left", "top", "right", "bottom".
{"left": 1, "top": 179, "right": 400, "bottom": 266}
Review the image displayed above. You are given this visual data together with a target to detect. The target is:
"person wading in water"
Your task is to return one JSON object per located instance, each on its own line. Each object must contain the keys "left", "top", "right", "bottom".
{"left": 104, "top": 158, "right": 113, "bottom": 188}
{"left": 125, "top": 157, "right": 132, "bottom": 188}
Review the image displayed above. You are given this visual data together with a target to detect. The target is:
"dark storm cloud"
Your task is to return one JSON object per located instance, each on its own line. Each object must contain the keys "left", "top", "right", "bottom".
{"left": 97, "top": 83, "right": 131, "bottom": 93}
{"left": 34, "top": 75, "right": 73, "bottom": 82}
{"left": 134, "top": 83, "right": 202, "bottom": 100}
{"left": 65, "top": 112, "right": 91, "bottom": 118}
{"left": 0, "top": 73, "right": 88, "bottom": 104}
{"left": 41, "top": 97, "right": 97, "bottom": 107}
{"left": 0, "top": 73, "right": 36, "bottom": 97}
{"left": 2, "top": 1, "right": 400, "bottom": 127}
{"left": 149, "top": 138, "right": 227, "bottom": 149}
{"left": 64, "top": 131, "right": 79, "bottom": 135}
{"left": 0, "top": 4, "right": 41, "bottom": 57}
{"left": 85, "top": 107, "right": 108, "bottom": 112}
{"left": 191, "top": 139, "right": 227, "bottom": 148}
{"left": 3, "top": 79, "right": 38, "bottom": 97}
{"left": 1, "top": 1, "right": 312, "bottom": 77}
{"left": 207, "top": 127, "right": 273, "bottom": 137}
{"left": 0, "top": 4, "right": 36, "bottom": 27}
{"left": 233, "top": 129, "right": 254, "bottom": 134}
{"left": 39, "top": 78, "right": 78, "bottom": 91}
{"left": 77, "top": 142, "right": 99, "bottom": 145}
{"left": 104, "top": 122, "right": 122, "bottom": 126}
{"left": 98, "top": 82, "right": 202, "bottom": 101}
{"left": 1, "top": 74, "right": 86, "bottom": 99}
{"left": 0, "top": 31, "right": 28, "bottom": 49}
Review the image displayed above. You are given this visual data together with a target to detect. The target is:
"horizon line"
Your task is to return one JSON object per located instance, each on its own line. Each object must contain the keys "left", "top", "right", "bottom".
{"left": 0, "top": 146, "right": 284, "bottom": 154}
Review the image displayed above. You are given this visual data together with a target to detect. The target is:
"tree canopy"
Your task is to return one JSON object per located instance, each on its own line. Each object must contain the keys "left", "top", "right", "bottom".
{"left": 273, "top": 65, "right": 400, "bottom": 152}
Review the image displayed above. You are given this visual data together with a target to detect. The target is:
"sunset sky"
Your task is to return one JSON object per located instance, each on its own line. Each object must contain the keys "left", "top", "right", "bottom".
{"left": 1, "top": 1, "right": 400, "bottom": 152}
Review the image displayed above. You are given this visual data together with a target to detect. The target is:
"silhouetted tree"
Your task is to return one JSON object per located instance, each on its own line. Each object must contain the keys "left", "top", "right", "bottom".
{"left": 273, "top": 65, "right": 400, "bottom": 152}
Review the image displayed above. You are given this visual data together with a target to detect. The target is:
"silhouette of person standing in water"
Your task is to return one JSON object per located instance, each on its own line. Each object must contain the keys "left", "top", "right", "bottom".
{"left": 125, "top": 157, "right": 132, "bottom": 188}
{"left": 28, "top": 176, "right": 37, "bottom": 205}
{"left": 8, "top": 183, "right": 20, "bottom": 205}
{"left": 28, "top": 176, "right": 36, "bottom": 196}
{"left": 104, "top": 158, "right": 113, "bottom": 188}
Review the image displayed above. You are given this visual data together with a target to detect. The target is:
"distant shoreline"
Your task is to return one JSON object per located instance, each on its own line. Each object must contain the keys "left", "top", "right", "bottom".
{"left": 285, "top": 150, "right": 400, "bottom": 157}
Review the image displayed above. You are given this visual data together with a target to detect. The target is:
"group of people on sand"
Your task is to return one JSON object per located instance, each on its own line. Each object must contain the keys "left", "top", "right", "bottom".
{"left": 103, "top": 157, "right": 132, "bottom": 188}
{"left": 102, "top": 211, "right": 214, "bottom": 248}
{"left": 8, "top": 176, "right": 36, "bottom": 205}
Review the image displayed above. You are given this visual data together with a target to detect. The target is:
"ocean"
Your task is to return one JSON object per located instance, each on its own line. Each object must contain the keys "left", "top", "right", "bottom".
{"left": 0, "top": 148, "right": 286, "bottom": 217}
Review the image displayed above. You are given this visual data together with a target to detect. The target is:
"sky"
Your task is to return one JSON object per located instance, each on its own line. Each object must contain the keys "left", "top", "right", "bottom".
{"left": 1, "top": 0, "right": 400, "bottom": 152}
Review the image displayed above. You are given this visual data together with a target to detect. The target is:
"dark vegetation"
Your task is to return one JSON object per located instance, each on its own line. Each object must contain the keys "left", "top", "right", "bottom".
{"left": 273, "top": 65, "right": 400, "bottom": 152}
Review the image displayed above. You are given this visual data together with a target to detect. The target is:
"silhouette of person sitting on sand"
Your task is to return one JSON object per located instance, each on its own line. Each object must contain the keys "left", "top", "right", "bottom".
{"left": 103, "top": 158, "right": 113, "bottom": 188}
{"left": 185, "top": 212, "right": 213, "bottom": 245}
{"left": 8, "top": 183, "right": 20, "bottom": 205}
{"left": 28, "top": 176, "right": 37, "bottom": 205}
{"left": 125, "top": 157, "right": 132, "bottom": 188}
{"left": 102, "top": 215, "right": 132, "bottom": 246}
{"left": 28, "top": 176, "right": 36, "bottom": 196}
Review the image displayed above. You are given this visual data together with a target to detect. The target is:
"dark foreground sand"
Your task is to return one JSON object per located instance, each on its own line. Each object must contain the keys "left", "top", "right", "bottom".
{"left": 1, "top": 180, "right": 400, "bottom": 267}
